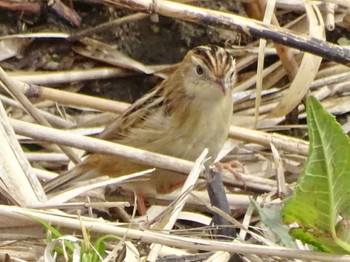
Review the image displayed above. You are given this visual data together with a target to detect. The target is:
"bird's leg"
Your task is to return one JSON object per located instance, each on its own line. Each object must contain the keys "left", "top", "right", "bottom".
{"left": 135, "top": 191, "right": 147, "bottom": 215}
{"left": 214, "top": 160, "right": 245, "bottom": 186}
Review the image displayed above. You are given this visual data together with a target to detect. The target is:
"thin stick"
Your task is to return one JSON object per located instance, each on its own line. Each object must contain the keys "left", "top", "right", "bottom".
{"left": 1, "top": 205, "right": 350, "bottom": 261}
{"left": 229, "top": 125, "right": 309, "bottom": 156}
{"left": 22, "top": 83, "right": 129, "bottom": 113}
{"left": 0, "top": 67, "right": 80, "bottom": 163}
{"left": 10, "top": 118, "right": 194, "bottom": 174}
{"left": 68, "top": 13, "right": 149, "bottom": 41}
{"left": 11, "top": 118, "right": 277, "bottom": 191}
{"left": 0, "top": 100, "right": 46, "bottom": 205}
{"left": 106, "top": 0, "right": 350, "bottom": 65}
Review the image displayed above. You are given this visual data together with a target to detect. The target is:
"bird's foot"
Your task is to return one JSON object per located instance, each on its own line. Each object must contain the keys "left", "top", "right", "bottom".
{"left": 215, "top": 160, "right": 245, "bottom": 186}
{"left": 135, "top": 191, "right": 148, "bottom": 215}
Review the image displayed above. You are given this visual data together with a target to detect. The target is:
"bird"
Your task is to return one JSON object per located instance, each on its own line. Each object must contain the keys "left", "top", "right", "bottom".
{"left": 44, "top": 45, "right": 236, "bottom": 204}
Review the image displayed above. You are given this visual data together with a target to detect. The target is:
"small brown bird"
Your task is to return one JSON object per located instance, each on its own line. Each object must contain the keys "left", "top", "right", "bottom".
{"left": 45, "top": 45, "right": 236, "bottom": 199}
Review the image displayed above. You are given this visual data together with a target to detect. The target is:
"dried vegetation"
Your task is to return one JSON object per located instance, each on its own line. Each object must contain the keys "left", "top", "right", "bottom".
{"left": 1, "top": 0, "right": 350, "bottom": 261}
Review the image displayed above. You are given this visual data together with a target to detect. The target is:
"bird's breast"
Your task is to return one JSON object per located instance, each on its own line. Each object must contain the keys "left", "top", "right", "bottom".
{"left": 118, "top": 95, "right": 233, "bottom": 163}
{"left": 160, "top": 96, "right": 233, "bottom": 162}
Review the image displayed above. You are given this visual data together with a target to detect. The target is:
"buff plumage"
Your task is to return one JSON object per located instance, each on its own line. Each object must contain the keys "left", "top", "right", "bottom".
{"left": 45, "top": 45, "right": 236, "bottom": 194}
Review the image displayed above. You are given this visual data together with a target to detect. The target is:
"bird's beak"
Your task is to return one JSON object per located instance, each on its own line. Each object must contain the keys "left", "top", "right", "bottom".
{"left": 215, "top": 78, "right": 226, "bottom": 95}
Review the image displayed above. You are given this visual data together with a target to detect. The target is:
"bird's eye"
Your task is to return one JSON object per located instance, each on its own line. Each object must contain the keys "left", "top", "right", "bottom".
{"left": 196, "top": 65, "right": 204, "bottom": 75}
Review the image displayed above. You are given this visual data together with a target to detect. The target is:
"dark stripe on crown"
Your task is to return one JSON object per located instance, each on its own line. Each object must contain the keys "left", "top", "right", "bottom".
{"left": 192, "top": 45, "right": 233, "bottom": 78}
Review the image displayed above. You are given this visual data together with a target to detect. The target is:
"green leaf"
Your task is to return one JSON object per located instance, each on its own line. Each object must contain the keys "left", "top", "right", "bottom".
{"left": 282, "top": 96, "right": 350, "bottom": 253}
{"left": 92, "top": 234, "right": 121, "bottom": 261}
{"left": 256, "top": 202, "right": 297, "bottom": 249}
{"left": 25, "top": 214, "right": 76, "bottom": 258}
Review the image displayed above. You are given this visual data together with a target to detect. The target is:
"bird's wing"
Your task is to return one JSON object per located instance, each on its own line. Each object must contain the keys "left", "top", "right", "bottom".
{"left": 97, "top": 82, "right": 167, "bottom": 143}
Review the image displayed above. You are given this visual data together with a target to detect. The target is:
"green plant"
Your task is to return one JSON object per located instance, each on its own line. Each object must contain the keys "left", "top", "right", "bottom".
{"left": 31, "top": 216, "right": 121, "bottom": 261}
{"left": 282, "top": 96, "right": 350, "bottom": 254}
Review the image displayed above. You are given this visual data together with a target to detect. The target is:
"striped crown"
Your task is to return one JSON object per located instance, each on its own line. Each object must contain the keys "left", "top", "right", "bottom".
{"left": 192, "top": 45, "right": 235, "bottom": 78}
